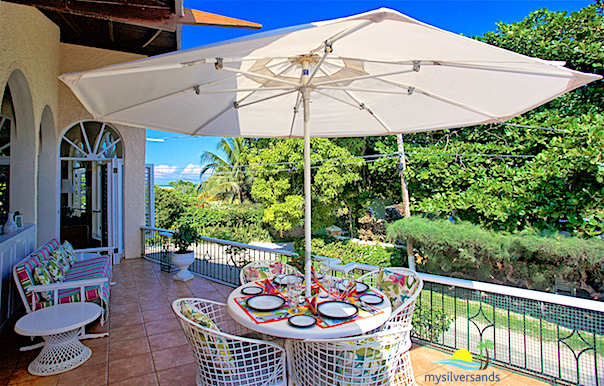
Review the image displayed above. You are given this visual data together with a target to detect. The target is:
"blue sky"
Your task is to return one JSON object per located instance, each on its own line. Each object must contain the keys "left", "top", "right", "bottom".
{"left": 147, "top": 0, "right": 593, "bottom": 185}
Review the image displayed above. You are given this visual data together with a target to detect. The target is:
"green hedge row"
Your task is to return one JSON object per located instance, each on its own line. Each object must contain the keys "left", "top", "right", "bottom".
{"left": 387, "top": 217, "right": 604, "bottom": 298}
{"left": 290, "top": 236, "right": 407, "bottom": 273}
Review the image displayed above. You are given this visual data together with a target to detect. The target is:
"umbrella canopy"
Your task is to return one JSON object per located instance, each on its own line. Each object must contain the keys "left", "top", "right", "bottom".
{"left": 60, "top": 8, "right": 601, "bottom": 297}
{"left": 60, "top": 8, "right": 598, "bottom": 137}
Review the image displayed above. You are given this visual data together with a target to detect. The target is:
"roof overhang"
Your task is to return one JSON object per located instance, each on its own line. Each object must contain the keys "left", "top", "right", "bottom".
{"left": 5, "top": 0, "right": 261, "bottom": 55}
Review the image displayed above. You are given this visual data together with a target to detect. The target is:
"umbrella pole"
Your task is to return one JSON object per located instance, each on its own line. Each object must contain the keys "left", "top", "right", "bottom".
{"left": 302, "top": 61, "right": 312, "bottom": 299}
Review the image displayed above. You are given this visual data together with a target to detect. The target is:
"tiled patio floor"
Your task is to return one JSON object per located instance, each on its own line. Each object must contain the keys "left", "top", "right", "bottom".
{"left": 1, "top": 258, "right": 552, "bottom": 385}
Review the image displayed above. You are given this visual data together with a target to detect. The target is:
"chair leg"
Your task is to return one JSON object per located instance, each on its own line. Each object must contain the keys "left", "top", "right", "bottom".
{"left": 19, "top": 341, "right": 45, "bottom": 351}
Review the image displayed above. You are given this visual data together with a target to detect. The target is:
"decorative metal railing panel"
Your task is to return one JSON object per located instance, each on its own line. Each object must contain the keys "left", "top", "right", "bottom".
{"left": 414, "top": 281, "right": 603, "bottom": 385}
{"left": 140, "top": 226, "right": 297, "bottom": 286}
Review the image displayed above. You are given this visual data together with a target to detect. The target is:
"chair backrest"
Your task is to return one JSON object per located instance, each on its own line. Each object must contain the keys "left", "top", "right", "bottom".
{"left": 358, "top": 267, "right": 423, "bottom": 328}
{"left": 239, "top": 260, "right": 300, "bottom": 285}
{"left": 286, "top": 325, "right": 412, "bottom": 386}
{"left": 172, "top": 298, "right": 287, "bottom": 386}
{"left": 13, "top": 238, "right": 62, "bottom": 313}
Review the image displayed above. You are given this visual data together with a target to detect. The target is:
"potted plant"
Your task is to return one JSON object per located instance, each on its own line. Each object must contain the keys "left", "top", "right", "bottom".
{"left": 171, "top": 224, "right": 201, "bottom": 282}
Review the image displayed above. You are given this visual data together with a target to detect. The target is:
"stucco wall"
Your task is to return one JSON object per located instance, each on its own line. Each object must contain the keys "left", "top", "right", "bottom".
{"left": 0, "top": 1, "right": 59, "bottom": 230}
{"left": 59, "top": 44, "right": 146, "bottom": 258}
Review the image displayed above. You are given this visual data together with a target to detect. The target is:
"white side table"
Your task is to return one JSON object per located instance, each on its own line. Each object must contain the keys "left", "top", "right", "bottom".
{"left": 15, "top": 302, "right": 102, "bottom": 376}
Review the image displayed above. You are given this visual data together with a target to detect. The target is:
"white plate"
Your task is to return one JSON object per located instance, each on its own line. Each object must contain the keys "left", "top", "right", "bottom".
{"left": 246, "top": 295, "right": 285, "bottom": 311}
{"left": 288, "top": 315, "right": 317, "bottom": 328}
{"left": 317, "top": 301, "right": 359, "bottom": 319}
{"left": 241, "top": 286, "right": 263, "bottom": 296}
{"left": 337, "top": 281, "right": 369, "bottom": 293}
{"left": 359, "top": 294, "right": 383, "bottom": 305}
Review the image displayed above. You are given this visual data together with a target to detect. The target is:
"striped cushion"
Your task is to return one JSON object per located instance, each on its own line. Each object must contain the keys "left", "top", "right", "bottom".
{"left": 14, "top": 238, "right": 61, "bottom": 305}
{"left": 30, "top": 238, "right": 61, "bottom": 263}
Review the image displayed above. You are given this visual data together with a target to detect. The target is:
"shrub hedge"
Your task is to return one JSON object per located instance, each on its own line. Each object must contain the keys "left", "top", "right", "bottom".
{"left": 387, "top": 217, "right": 604, "bottom": 299}
{"left": 291, "top": 236, "right": 407, "bottom": 273}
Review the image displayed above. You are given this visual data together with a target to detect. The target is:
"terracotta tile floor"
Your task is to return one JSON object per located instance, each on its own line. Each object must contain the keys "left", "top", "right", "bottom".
{"left": 1, "top": 258, "right": 552, "bottom": 385}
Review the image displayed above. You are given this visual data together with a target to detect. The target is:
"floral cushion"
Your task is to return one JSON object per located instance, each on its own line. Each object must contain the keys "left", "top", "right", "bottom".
{"left": 33, "top": 265, "right": 54, "bottom": 301}
{"left": 243, "top": 261, "right": 283, "bottom": 282}
{"left": 181, "top": 301, "right": 220, "bottom": 330}
{"left": 376, "top": 268, "right": 420, "bottom": 309}
{"left": 62, "top": 241, "right": 77, "bottom": 265}
{"left": 180, "top": 301, "right": 234, "bottom": 370}
{"left": 337, "top": 337, "right": 397, "bottom": 380}
{"left": 45, "top": 258, "right": 66, "bottom": 282}
{"left": 51, "top": 248, "right": 71, "bottom": 268}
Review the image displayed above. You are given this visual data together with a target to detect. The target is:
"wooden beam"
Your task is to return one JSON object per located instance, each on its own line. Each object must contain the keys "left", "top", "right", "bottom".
{"left": 179, "top": 8, "right": 261, "bottom": 29}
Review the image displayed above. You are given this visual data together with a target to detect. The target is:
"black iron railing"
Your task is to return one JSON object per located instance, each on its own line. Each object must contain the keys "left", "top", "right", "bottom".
{"left": 141, "top": 226, "right": 297, "bottom": 286}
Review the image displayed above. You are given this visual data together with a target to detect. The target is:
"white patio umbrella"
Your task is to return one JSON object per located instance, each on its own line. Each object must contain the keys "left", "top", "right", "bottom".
{"left": 59, "top": 8, "right": 600, "bottom": 297}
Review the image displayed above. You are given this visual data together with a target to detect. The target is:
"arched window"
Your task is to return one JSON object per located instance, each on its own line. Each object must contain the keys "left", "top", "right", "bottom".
{"left": 60, "top": 121, "right": 123, "bottom": 161}
{"left": 59, "top": 121, "right": 123, "bottom": 248}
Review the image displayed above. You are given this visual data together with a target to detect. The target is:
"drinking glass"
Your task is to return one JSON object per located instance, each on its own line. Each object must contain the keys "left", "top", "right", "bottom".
{"left": 287, "top": 276, "right": 304, "bottom": 314}
{"left": 318, "top": 262, "right": 330, "bottom": 299}
{"left": 329, "top": 276, "right": 342, "bottom": 301}
{"left": 274, "top": 263, "right": 285, "bottom": 285}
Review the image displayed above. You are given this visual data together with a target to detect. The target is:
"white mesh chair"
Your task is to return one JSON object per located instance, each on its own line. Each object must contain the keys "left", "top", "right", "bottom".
{"left": 239, "top": 260, "right": 301, "bottom": 285}
{"left": 286, "top": 325, "right": 415, "bottom": 386}
{"left": 173, "top": 298, "right": 287, "bottom": 386}
{"left": 358, "top": 267, "right": 423, "bottom": 329}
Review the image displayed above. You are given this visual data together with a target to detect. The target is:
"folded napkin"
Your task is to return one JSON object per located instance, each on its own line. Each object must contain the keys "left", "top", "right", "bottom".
{"left": 305, "top": 294, "right": 319, "bottom": 315}
{"left": 262, "top": 278, "right": 280, "bottom": 295}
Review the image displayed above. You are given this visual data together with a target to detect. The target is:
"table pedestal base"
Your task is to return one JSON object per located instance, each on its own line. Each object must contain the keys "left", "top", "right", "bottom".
{"left": 28, "top": 329, "right": 91, "bottom": 376}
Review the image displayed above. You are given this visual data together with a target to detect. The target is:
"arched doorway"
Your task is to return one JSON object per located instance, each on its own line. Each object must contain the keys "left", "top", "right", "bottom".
{"left": 59, "top": 121, "right": 124, "bottom": 257}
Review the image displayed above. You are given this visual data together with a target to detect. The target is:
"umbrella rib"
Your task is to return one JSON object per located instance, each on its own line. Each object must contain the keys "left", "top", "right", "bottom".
{"left": 439, "top": 62, "right": 579, "bottom": 79}
{"left": 316, "top": 67, "right": 393, "bottom": 135}
{"left": 289, "top": 91, "right": 302, "bottom": 138}
{"left": 193, "top": 59, "right": 291, "bottom": 92}
{"left": 317, "top": 86, "right": 411, "bottom": 95}
{"left": 192, "top": 104, "right": 235, "bottom": 135}
{"left": 306, "top": 46, "right": 331, "bottom": 85}
{"left": 194, "top": 87, "right": 296, "bottom": 94}
{"left": 219, "top": 66, "right": 301, "bottom": 87}
{"left": 310, "top": 19, "right": 374, "bottom": 54}
{"left": 314, "top": 90, "right": 364, "bottom": 109}
{"left": 234, "top": 62, "right": 298, "bottom": 107}
{"left": 236, "top": 89, "right": 298, "bottom": 109}
{"left": 314, "top": 68, "right": 416, "bottom": 86}
{"left": 334, "top": 57, "right": 580, "bottom": 79}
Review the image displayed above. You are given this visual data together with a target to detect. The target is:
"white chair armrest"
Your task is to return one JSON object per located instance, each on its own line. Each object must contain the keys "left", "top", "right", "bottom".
{"left": 27, "top": 277, "right": 109, "bottom": 310}
{"left": 26, "top": 277, "right": 109, "bottom": 293}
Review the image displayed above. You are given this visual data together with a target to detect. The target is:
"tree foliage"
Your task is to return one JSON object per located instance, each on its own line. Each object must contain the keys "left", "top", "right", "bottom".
{"left": 198, "top": 137, "right": 250, "bottom": 202}
{"left": 366, "top": 5, "right": 604, "bottom": 237}
{"left": 247, "top": 138, "right": 361, "bottom": 233}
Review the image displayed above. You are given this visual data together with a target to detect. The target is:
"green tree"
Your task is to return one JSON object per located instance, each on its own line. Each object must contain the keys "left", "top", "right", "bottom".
{"left": 168, "top": 180, "right": 198, "bottom": 196}
{"left": 248, "top": 138, "right": 361, "bottom": 234}
{"left": 198, "top": 137, "right": 249, "bottom": 202}
{"left": 154, "top": 185, "right": 194, "bottom": 230}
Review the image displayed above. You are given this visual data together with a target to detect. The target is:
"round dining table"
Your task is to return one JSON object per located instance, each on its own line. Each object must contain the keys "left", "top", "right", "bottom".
{"left": 226, "top": 280, "right": 392, "bottom": 339}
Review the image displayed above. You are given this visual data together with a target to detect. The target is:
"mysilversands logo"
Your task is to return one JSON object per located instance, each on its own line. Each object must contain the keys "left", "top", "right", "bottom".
{"left": 424, "top": 372, "right": 501, "bottom": 385}
{"left": 426, "top": 341, "right": 500, "bottom": 384}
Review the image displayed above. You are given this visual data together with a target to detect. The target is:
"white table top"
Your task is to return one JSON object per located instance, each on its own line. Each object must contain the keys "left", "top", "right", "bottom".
{"left": 15, "top": 303, "right": 102, "bottom": 336}
{"left": 227, "top": 281, "right": 391, "bottom": 339}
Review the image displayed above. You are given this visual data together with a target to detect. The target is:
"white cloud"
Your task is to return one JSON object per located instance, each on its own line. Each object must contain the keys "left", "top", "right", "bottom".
{"left": 154, "top": 164, "right": 179, "bottom": 180}
{"left": 153, "top": 164, "right": 212, "bottom": 183}
{"left": 180, "top": 164, "right": 204, "bottom": 180}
